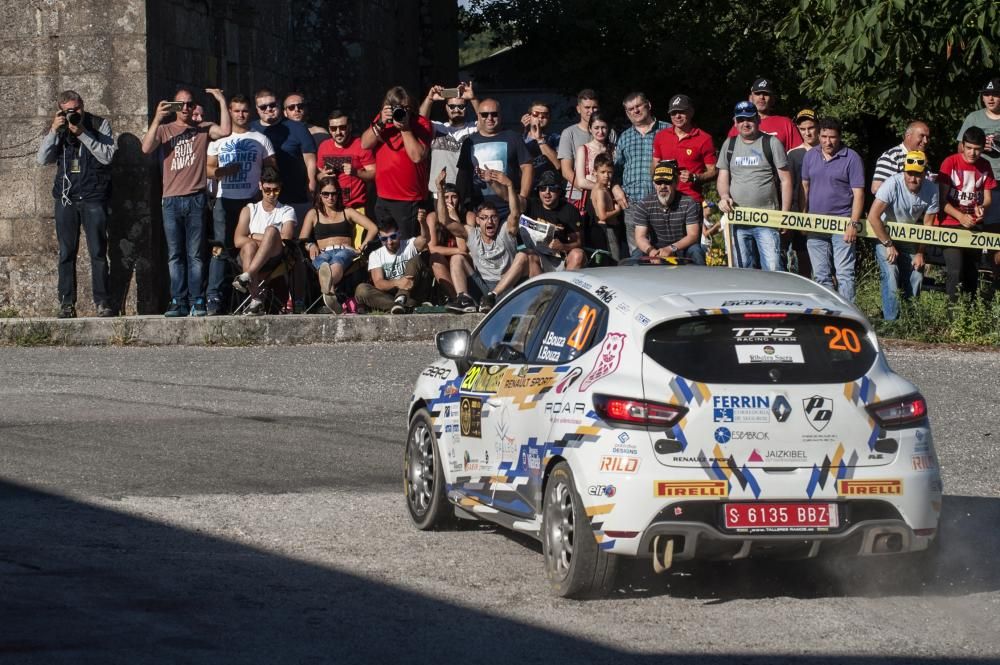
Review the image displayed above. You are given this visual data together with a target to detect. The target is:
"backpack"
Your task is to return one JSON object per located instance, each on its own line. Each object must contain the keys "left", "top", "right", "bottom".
{"left": 725, "top": 135, "right": 782, "bottom": 206}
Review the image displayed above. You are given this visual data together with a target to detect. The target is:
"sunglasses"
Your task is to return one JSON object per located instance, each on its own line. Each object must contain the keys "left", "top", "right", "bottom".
{"left": 177, "top": 101, "right": 195, "bottom": 109}
{"left": 654, "top": 179, "right": 674, "bottom": 185}
{"left": 320, "top": 191, "right": 339, "bottom": 198}
{"left": 379, "top": 232, "right": 400, "bottom": 242}
{"left": 285, "top": 103, "right": 306, "bottom": 111}
{"left": 329, "top": 124, "right": 349, "bottom": 132}
{"left": 257, "top": 102, "right": 278, "bottom": 111}
{"left": 669, "top": 109, "right": 690, "bottom": 115}
{"left": 479, "top": 111, "right": 499, "bottom": 119}
{"left": 905, "top": 157, "right": 926, "bottom": 166}
{"left": 261, "top": 187, "right": 281, "bottom": 195}
{"left": 447, "top": 104, "right": 466, "bottom": 111}
{"left": 538, "top": 185, "right": 560, "bottom": 193}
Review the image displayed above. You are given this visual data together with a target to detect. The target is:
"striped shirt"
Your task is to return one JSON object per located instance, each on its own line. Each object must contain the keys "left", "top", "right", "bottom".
{"left": 632, "top": 191, "right": 700, "bottom": 247}
{"left": 615, "top": 119, "right": 669, "bottom": 200}
{"left": 872, "top": 143, "right": 906, "bottom": 186}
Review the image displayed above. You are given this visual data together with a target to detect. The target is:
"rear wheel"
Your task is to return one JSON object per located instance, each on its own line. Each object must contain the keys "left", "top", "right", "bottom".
{"left": 404, "top": 408, "right": 454, "bottom": 530}
{"left": 542, "top": 462, "right": 617, "bottom": 598}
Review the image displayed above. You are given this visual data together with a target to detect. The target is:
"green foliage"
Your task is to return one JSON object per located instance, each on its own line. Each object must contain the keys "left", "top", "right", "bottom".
{"left": 777, "top": 0, "right": 1000, "bottom": 150}
{"left": 0, "top": 306, "right": 20, "bottom": 318}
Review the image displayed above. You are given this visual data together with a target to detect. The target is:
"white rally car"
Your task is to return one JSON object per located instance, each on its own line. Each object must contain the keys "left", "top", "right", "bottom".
{"left": 404, "top": 265, "right": 942, "bottom": 598}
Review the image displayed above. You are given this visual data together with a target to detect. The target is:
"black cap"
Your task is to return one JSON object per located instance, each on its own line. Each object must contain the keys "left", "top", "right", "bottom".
{"left": 751, "top": 78, "right": 775, "bottom": 94}
{"left": 982, "top": 78, "right": 1000, "bottom": 94}
{"left": 668, "top": 94, "right": 693, "bottom": 113}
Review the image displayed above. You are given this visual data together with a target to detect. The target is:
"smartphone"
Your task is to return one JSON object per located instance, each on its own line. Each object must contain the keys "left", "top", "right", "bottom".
{"left": 440, "top": 87, "right": 460, "bottom": 99}
{"left": 164, "top": 101, "right": 185, "bottom": 112}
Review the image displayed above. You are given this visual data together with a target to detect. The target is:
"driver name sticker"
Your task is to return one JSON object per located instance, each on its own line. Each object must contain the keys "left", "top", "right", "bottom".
{"left": 735, "top": 344, "right": 804, "bottom": 364}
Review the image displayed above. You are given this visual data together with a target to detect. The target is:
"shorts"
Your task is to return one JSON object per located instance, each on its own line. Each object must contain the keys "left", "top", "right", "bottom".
{"left": 312, "top": 246, "right": 357, "bottom": 271}
{"left": 536, "top": 252, "right": 567, "bottom": 273}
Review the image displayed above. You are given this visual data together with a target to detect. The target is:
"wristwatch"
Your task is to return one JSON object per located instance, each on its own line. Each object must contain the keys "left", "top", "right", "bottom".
{"left": 881, "top": 238, "right": 894, "bottom": 248}
{"left": 851, "top": 221, "right": 863, "bottom": 232}
{"left": 669, "top": 244, "right": 679, "bottom": 253}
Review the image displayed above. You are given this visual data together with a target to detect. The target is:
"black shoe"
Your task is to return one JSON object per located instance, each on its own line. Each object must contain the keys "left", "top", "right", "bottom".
{"left": 292, "top": 301, "right": 305, "bottom": 315}
{"left": 164, "top": 299, "right": 189, "bottom": 317}
{"left": 96, "top": 304, "right": 116, "bottom": 317}
{"left": 478, "top": 292, "right": 496, "bottom": 313}
{"left": 206, "top": 298, "right": 224, "bottom": 316}
{"left": 445, "top": 297, "right": 464, "bottom": 314}
{"left": 459, "top": 293, "right": 478, "bottom": 313}
{"left": 58, "top": 304, "right": 76, "bottom": 319}
{"left": 390, "top": 294, "right": 407, "bottom": 315}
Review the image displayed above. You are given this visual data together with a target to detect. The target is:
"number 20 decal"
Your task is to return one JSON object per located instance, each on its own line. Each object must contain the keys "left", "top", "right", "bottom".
{"left": 567, "top": 305, "right": 596, "bottom": 351}
{"left": 824, "top": 325, "right": 861, "bottom": 353}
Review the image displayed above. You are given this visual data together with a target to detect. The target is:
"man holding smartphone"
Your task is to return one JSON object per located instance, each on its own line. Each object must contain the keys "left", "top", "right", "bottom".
{"left": 36, "top": 90, "right": 117, "bottom": 318}
{"left": 419, "top": 82, "right": 479, "bottom": 197}
{"left": 316, "top": 110, "right": 375, "bottom": 214}
{"left": 141, "top": 87, "right": 230, "bottom": 317}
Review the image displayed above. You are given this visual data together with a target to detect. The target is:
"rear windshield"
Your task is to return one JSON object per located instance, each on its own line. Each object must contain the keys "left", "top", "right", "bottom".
{"left": 644, "top": 314, "right": 876, "bottom": 383}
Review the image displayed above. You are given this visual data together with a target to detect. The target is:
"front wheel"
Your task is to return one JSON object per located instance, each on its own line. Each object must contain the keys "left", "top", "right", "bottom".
{"left": 404, "top": 408, "right": 454, "bottom": 530}
{"left": 542, "top": 461, "right": 617, "bottom": 598}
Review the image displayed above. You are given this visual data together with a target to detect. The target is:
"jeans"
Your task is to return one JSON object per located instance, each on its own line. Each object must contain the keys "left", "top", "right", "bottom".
{"left": 942, "top": 247, "right": 980, "bottom": 300}
{"left": 630, "top": 243, "right": 706, "bottom": 265}
{"left": 622, "top": 205, "right": 639, "bottom": 255}
{"left": 875, "top": 243, "right": 923, "bottom": 321}
{"left": 807, "top": 233, "right": 856, "bottom": 301}
{"left": 162, "top": 192, "right": 206, "bottom": 305}
{"left": 734, "top": 225, "right": 781, "bottom": 271}
{"left": 207, "top": 197, "right": 249, "bottom": 305}
{"left": 312, "top": 247, "right": 356, "bottom": 271}
{"left": 54, "top": 199, "right": 110, "bottom": 306}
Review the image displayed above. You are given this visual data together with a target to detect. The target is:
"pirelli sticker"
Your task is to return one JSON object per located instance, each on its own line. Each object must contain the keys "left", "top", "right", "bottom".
{"left": 654, "top": 480, "right": 728, "bottom": 497}
{"left": 726, "top": 207, "right": 1000, "bottom": 252}
{"left": 837, "top": 479, "right": 902, "bottom": 496}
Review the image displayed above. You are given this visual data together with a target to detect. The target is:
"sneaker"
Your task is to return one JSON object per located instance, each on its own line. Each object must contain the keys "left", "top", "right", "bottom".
{"left": 293, "top": 300, "right": 305, "bottom": 315}
{"left": 458, "top": 293, "right": 478, "bottom": 313}
{"left": 58, "top": 304, "right": 77, "bottom": 319}
{"left": 445, "top": 296, "right": 465, "bottom": 314}
{"left": 342, "top": 297, "right": 358, "bottom": 314}
{"left": 478, "top": 292, "right": 496, "bottom": 313}
{"left": 96, "top": 304, "right": 116, "bottom": 317}
{"left": 164, "top": 299, "right": 189, "bottom": 317}
{"left": 244, "top": 298, "right": 265, "bottom": 315}
{"left": 317, "top": 263, "right": 333, "bottom": 294}
{"left": 390, "top": 294, "right": 407, "bottom": 315}
{"left": 206, "top": 298, "right": 223, "bottom": 316}
{"left": 190, "top": 298, "right": 208, "bottom": 317}
{"left": 232, "top": 272, "right": 250, "bottom": 293}
{"left": 323, "top": 293, "right": 342, "bottom": 314}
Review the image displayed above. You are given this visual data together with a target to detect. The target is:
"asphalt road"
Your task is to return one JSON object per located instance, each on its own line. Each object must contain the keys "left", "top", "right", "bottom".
{"left": 1, "top": 344, "right": 999, "bottom": 664}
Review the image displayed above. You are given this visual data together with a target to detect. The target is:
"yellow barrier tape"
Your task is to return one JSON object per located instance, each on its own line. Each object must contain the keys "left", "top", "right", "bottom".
{"left": 725, "top": 207, "right": 1000, "bottom": 251}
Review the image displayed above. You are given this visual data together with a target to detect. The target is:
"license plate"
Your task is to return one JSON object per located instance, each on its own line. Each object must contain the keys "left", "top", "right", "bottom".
{"left": 723, "top": 503, "right": 839, "bottom": 532}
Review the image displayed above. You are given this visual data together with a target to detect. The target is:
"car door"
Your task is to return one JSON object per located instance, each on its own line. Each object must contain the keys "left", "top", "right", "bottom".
{"left": 495, "top": 286, "right": 609, "bottom": 518}
{"left": 457, "top": 282, "right": 561, "bottom": 507}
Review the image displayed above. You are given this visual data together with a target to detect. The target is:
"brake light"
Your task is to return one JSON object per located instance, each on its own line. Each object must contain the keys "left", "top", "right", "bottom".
{"left": 741, "top": 312, "right": 787, "bottom": 319}
{"left": 593, "top": 395, "right": 687, "bottom": 428}
{"left": 866, "top": 393, "right": 928, "bottom": 428}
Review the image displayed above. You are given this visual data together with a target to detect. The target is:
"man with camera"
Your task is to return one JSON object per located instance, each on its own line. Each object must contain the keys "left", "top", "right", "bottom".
{"left": 36, "top": 90, "right": 117, "bottom": 318}
{"left": 361, "top": 86, "right": 433, "bottom": 245}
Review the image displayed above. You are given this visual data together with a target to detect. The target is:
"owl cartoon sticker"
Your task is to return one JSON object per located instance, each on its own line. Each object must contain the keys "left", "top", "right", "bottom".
{"left": 579, "top": 333, "right": 627, "bottom": 391}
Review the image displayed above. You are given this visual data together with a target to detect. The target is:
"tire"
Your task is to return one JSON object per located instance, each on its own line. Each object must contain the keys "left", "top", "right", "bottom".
{"left": 541, "top": 461, "right": 618, "bottom": 598}
{"left": 404, "top": 408, "right": 454, "bottom": 530}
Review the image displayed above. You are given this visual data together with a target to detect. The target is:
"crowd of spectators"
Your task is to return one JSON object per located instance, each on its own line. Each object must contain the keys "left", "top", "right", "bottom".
{"left": 36, "top": 76, "right": 1000, "bottom": 320}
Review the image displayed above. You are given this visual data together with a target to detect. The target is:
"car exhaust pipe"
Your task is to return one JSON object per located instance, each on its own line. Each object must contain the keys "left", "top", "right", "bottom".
{"left": 652, "top": 535, "right": 675, "bottom": 574}
{"left": 872, "top": 533, "right": 903, "bottom": 554}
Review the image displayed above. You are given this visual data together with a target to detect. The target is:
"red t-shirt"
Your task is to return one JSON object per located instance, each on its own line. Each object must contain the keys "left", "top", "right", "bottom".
{"left": 937, "top": 154, "right": 997, "bottom": 227}
{"left": 372, "top": 114, "right": 432, "bottom": 202}
{"left": 316, "top": 136, "right": 375, "bottom": 208}
{"left": 727, "top": 115, "right": 802, "bottom": 151}
{"left": 652, "top": 126, "right": 717, "bottom": 202}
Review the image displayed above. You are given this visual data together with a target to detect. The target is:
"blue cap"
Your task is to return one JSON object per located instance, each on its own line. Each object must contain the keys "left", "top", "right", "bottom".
{"left": 733, "top": 101, "right": 758, "bottom": 119}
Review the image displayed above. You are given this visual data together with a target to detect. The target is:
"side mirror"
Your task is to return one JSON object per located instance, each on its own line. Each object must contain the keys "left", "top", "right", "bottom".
{"left": 436, "top": 329, "right": 471, "bottom": 360}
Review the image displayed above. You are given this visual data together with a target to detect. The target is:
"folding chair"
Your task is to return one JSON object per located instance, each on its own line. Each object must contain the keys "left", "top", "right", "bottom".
{"left": 231, "top": 242, "right": 298, "bottom": 315}
{"left": 304, "top": 224, "right": 374, "bottom": 314}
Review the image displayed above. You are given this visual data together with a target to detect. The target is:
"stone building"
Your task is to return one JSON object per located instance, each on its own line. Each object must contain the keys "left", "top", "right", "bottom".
{"left": 0, "top": 0, "right": 457, "bottom": 316}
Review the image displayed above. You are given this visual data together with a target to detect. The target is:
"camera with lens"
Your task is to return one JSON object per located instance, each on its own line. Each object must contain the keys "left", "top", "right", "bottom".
{"left": 58, "top": 110, "right": 82, "bottom": 130}
{"left": 391, "top": 105, "right": 407, "bottom": 124}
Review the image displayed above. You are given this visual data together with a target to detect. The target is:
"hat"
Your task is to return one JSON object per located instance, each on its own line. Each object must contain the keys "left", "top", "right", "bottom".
{"left": 536, "top": 170, "right": 563, "bottom": 189}
{"left": 751, "top": 78, "right": 774, "bottom": 94}
{"left": 668, "top": 94, "right": 693, "bottom": 113}
{"left": 653, "top": 160, "right": 678, "bottom": 184}
{"left": 982, "top": 78, "right": 1000, "bottom": 94}
{"left": 795, "top": 108, "right": 817, "bottom": 123}
{"left": 902, "top": 150, "right": 927, "bottom": 174}
{"left": 733, "top": 100, "right": 758, "bottom": 119}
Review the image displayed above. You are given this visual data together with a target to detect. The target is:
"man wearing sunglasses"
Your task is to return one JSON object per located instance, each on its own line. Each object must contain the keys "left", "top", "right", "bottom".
{"left": 523, "top": 171, "right": 586, "bottom": 273}
{"left": 283, "top": 92, "right": 329, "bottom": 143}
{"left": 204, "top": 94, "right": 277, "bottom": 315}
{"left": 865, "top": 151, "right": 939, "bottom": 321}
{"left": 142, "top": 86, "right": 230, "bottom": 317}
{"left": 521, "top": 101, "right": 561, "bottom": 187}
{"left": 36, "top": 90, "right": 117, "bottom": 319}
{"left": 354, "top": 220, "right": 430, "bottom": 314}
{"left": 420, "top": 82, "right": 479, "bottom": 197}
{"left": 251, "top": 88, "right": 317, "bottom": 226}
{"left": 316, "top": 110, "right": 375, "bottom": 214}
{"left": 726, "top": 78, "right": 802, "bottom": 151}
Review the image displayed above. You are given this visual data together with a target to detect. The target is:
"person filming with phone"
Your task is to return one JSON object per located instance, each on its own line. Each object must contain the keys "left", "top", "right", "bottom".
{"left": 36, "top": 90, "right": 117, "bottom": 319}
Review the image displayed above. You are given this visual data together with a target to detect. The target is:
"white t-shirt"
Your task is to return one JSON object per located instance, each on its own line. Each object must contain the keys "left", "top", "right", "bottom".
{"left": 247, "top": 201, "right": 296, "bottom": 235}
{"left": 428, "top": 120, "right": 477, "bottom": 194}
{"left": 367, "top": 237, "right": 420, "bottom": 280}
{"left": 208, "top": 131, "right": 275, "bottom": 199}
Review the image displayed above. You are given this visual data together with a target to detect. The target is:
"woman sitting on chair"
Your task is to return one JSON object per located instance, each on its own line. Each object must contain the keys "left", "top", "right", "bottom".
{"left": 299, "top": 176, "right": 377, "bottom": 313}
{"left": 231, "top": 166, "right": 297, "bottom": 315}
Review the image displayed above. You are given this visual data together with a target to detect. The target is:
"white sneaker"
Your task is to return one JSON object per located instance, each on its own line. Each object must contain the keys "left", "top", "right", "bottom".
{"left": 244, "top": 298, "right": 264, "bottom": 315}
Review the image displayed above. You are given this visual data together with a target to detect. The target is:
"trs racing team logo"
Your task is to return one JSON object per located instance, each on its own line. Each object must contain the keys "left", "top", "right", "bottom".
{"left": 803, "top": 395, "right": 833, "bottom": 432}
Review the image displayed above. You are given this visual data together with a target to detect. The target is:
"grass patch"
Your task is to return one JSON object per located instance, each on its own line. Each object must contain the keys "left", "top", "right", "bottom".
{"left": 0, "top": 306, "right": 20, "bottom": 318}
{"left": 109, "top": 318, "right": 141, "bottom": 346}
{"left": 7, "top": 322, "right": 56, "bottom": 346}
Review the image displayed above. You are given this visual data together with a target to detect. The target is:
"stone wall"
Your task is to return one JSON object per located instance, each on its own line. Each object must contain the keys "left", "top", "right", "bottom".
{"left": 0, "top": 0, "right": 456, "bottom": 316}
